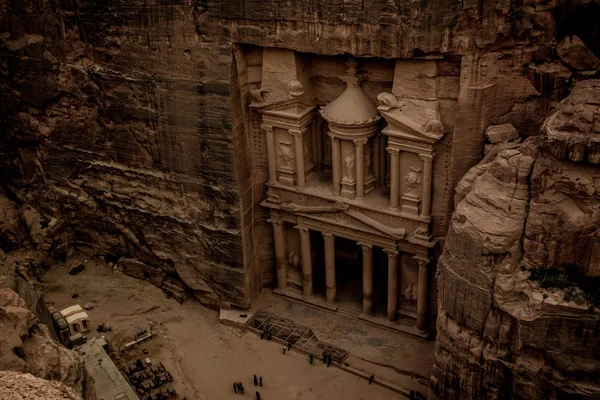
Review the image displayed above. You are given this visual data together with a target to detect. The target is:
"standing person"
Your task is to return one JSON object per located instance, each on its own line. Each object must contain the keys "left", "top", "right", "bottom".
{"left": 368, "top": 374, "right": 374, "bottom": 385}
{"left": 259, "top": 376, "right": 263, "bottom": 387}
{"left": 256, "top": 391, "right": 261, "bottom": 400}
{"left": 309, "top": 354, "right": 314, "bottom": 364}
{"left": 254, "top": 374, "right": 258, "bottom": 386}
{"left": 239, "top": 384, "right": 244, "bottom": 394}
{"left": 233, "top": 382, "right": 237, "bottom": 393}
{"left": 282, "top": 345, "right": 286, "bottom": 354}
{"left": 327, "top": 355, "right": 332, "bottom": 367}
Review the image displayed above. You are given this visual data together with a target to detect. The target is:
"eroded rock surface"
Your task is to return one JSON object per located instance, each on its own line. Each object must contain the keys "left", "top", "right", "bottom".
{"left": 433, "top": 80, "right": 600, "bottom": 399}
{"left": 0, "top": 371, "right": 80, "bottom": 400}
{"left": 0, "top": 288, "right": 93, "bottom": 399}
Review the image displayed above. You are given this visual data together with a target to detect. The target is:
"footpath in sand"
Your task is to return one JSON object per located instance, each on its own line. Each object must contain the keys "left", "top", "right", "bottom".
{"left": 43, "top": 260, "right": 411, "bottom": 399}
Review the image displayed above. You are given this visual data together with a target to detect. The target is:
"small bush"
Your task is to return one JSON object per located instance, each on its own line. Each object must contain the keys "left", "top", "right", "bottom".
{"left": 527, "top": 266, "right": 600, "bottom": 307}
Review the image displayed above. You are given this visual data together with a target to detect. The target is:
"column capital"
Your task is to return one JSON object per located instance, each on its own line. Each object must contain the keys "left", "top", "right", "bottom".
{"left": 289, "top": 128, "right": 307, "bottom": 137}
{"left": 357, "top": 242, "right": 373, "bottom": 252}
{"left": 383, "top": 248, "right": 399, "bottom": 257}
{"left": 413, "top": 255, "right": 430, "bottom": 267}
{"left": 295, "top": 225, "right": 310, "bottom": 235}
{"left": 260, "top": 123, "right": 274, "bottom": 133}
{"left": 327, "top": 131, "right": 338, "bottom": 140}
{"left": 267, "top": 217, "right": 283, "bottom": 227}
{"left": 418, "top": 153, "right": 435, "bottom": 162}
{"left": 353, "top": 138, "right": 368, "bottom": 146}
{"left": 322, "top": 231, "right": 335, "bottom": 242}
{"left": 386, "top": 146, "right": 400, "bottom": 156}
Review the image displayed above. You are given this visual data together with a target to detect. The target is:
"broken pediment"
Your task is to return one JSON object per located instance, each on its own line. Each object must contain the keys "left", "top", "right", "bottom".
{"left": 378, "top": 93, "right": 445, "bottom": 144}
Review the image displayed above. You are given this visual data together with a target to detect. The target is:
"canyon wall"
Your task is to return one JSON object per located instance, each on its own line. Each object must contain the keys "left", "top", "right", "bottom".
{"left": 433, "top": 80, "right": 600, "bottom": 399}
{"left": 2, "top": 0, "right": 589, "bottom": 310}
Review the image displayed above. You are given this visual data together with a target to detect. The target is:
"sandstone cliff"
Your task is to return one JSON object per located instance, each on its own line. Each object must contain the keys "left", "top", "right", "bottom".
{"left": 432, "top": 80, "right": 600, "bottom": 399}
{"left": 2, "top": 0, "right": 598, "bottom": 310}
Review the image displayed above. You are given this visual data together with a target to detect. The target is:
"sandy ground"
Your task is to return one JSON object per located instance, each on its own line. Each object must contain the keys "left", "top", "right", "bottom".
{"left": 43, "top": 261, "right": 406, "bottom": 400}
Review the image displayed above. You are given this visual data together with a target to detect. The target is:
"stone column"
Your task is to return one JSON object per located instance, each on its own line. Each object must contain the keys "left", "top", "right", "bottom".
{"left": 379, "top": 134, "right": 387, "bottom": 186}
{"left": 419, "top": 153, "right": 434, "bottom": 218}
{"left": 262, "top": 124, "right": 277, "bottom": 184}
{"left": 387, "top": 147, "right": 400, "bottom": 211}
{"left": 297, "top": 226, "right": 313, "bottom": 298}
{"left": 323, "top": 232, "right": 336, "bottom": 306}
{"left": 383, "top": 248, "right": 399, "bottom": 323}
{"left": 416, "top": 258, "right": 429, "bottom": 332}
{"left": 329, "top": 133, "right": 342, "bottom": 196}
{"left": 290, "top": 129, "right": 306, "bottom": 190}
{"left": 354, "top": 139, "right": 367, "bottom": 199}
{"left": 358, "top": 242, "right": 373, "bottom": 316}
{"left": 269, "top": 218, "right": 287, "bottom": 290}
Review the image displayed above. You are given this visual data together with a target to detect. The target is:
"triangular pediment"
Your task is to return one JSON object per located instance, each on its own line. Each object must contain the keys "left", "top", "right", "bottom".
{"left": 378, "top": 99, "right": 444, "bottom": 143}
{"left": 297, "top": 210, "right": 406, "bottom": 240}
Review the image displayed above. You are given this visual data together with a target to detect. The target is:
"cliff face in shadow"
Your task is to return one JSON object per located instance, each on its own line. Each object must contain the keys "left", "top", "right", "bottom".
{"left": 433, "top": 80, "right": 600, "bottom": 400}
{"left": 0, "top": 0, "right": 598, "bottom": 310}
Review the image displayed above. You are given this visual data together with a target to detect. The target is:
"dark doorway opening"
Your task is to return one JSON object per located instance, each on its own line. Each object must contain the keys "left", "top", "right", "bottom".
{"left": 335, "top": 237, "right": 363, "bottom": 313}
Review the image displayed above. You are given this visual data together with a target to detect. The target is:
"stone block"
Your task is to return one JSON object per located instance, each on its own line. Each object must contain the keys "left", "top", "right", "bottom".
{"left": 485, "top": 124, "right": 519, "bottom": 143}
{"left": 557, "top": 35, "right": 600, "bottom": 71}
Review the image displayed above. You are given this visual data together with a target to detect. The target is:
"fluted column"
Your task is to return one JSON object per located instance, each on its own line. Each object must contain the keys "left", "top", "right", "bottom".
{"left": 387, "top": 147, "right": 400, "bottom": 211}
{"left": 262, "top": 124, "right": 278, "bottom": 184}
{"left": 383, "top": 248, "right": 399, "bottom": 323}
{"left": 354, "top": 139, "right": 367, "bottom": 199}
{"left": 416, "top": 258, "right": 429, "bottom": 332}
{"left": 358, "top": 242, "right": 373, "bottom": 316}
{"left": 290, "top": 129, "right": 306, "bottom": 190}
{"left": 419, "top": 153, "right": 434, "bottom": 218}
{"left": 297, "top": 226, "right": 313, "bottom": 298}
{"left": 268, "top": 218, "right": 287, "bottom": 290}
{"left": 329, "top": 133, "right": 341, "bottom": 195}
{"left": 323, "top": 232, "right": 336, "bottom": 306}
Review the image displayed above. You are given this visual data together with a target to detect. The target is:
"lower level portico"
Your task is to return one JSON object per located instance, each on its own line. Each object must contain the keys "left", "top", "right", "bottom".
{"left": 266, "top": 206, "right": 433, "bottom": 339}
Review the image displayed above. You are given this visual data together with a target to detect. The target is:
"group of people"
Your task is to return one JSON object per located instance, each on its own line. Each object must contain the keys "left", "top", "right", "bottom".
{"left": 232, "top": 375, "right": 264, "bottom": 399}
{"left": 409, "top": 390, "right": 427, "bottom": 400}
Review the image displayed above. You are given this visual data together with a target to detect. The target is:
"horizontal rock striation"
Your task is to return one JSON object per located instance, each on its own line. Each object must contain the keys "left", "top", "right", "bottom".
{"left": 432, "top": 80, "right": 600, "bottom": 399}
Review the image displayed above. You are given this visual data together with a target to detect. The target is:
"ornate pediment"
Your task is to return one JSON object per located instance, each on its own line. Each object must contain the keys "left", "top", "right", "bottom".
{"left": 377, "top": 93, "right": 445, "bottom": 144}
{"left": 293, "top": 208, "right": 406, "bottom": 240}
{"left": 280, "top": 201, "right": 349, "bottom": 213}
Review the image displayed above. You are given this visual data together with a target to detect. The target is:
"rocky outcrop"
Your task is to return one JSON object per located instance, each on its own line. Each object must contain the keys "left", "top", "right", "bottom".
{"left": 0, "top": 371, "right": 80, "bottom": 400}
{"left": 433, "top": 80, "right": 600, "bottom": 399}
{"left": 0, "top": 288, "right": 94, "bottom": 399}
{"left": 557, "top": 35, "right": 600, "bottom": 72}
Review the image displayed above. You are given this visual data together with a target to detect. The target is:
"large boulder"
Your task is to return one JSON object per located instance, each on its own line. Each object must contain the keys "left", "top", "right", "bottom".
{"left": 556, "top": 35, "right": 600, "bottom": 71}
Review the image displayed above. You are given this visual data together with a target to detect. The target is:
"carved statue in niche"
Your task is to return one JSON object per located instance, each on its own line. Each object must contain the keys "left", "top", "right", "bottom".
{"left": 404, "top": 166, "right": 421, "bottom": 195}
{"left": 287, "top": 252, "right": 301, "bottom": 268}
{"left": 342, "top": 154, "right": 355, "bottom": 182}
{"left": 404, "top": 284, "right": 418, "bottom": 301}
{"left": 278, "top": 141, "right": 294, "bottom": 170}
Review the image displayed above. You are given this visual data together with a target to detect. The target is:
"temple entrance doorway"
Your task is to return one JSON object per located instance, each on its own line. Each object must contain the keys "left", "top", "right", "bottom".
{"left": 335, "top": 237, "right": 363, "bottom": 313}
{"left": 372, "top": 247, "right": 389, "bottom": 317}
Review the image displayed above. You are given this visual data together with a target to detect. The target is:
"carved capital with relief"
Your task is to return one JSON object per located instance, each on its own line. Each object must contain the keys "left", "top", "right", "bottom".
{"left": 353, "top": 138, "right": 368, "bottom": 147}
{"left": 383, "top": 248, "right": 399, "bottom": 258}
{"left": 289, "top": 128, "right": 307, "bottom": 137}
{"left": 267, "top": 217, "right": 283, "bottom": 228}
{"left": 260, "top": 124, "right": 274, "bottom": 134}
{"left": 386, "top": 147, "right": 400, "bottom": 156}
{"left": 413, "top": 255, "right": 429, "bottom": 268}
{"left": 418, "top": 153, "right": 434, "bottom": 162}
{"left": 295, "top": 226, "right": 310, "bottom": 235}
{"left": 322, "top": 232, "right": 335, "bottom": 243}
{"left": 357, "top": 242, "right": 373, "bottom": 252}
